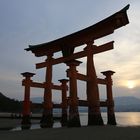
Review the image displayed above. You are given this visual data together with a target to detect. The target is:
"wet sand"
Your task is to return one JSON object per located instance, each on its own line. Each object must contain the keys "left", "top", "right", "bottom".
{"left": 0, "top": 119, "right": 140, "bottom": 140}
{"left": 0, "top": 118, "right": 21, "bottom": 130}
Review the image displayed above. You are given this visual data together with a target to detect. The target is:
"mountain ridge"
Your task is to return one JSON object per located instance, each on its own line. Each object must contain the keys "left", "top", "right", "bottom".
{"left": 1, "top": 92, "right": 140, "bottom": 112}
{"left": 31, "top": 96, "right": 140, "bottom": 112}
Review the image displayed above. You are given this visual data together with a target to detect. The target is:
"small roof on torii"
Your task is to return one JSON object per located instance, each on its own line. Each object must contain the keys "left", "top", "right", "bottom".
{"left": 25, "top": 5, "right": 130, "bottom": 57}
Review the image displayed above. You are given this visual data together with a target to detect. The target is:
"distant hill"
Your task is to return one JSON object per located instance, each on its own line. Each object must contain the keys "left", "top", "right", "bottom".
{"left": 114, "top": 96, "right": 140, "bottom": 112}
{"left": 31, "top": 96, "right": 140, "bottom": 112}
{"left": 1, "top": 92, "right": 140, "bottom": 112}
{"left": 31, "top": 97, "right": 43, "bottom": 103}
{"left": 114, "top": 96, "right": 140, "bottom": 105}
{"left": 0, "top": 92, "right": 22, "bottom": 112}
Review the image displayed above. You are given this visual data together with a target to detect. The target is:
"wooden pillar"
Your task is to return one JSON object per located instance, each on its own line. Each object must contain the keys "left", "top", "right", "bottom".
{"left": 101, "top": 70, "right": 116, "bottom": 125}
{"left": 21, "top": 72, "right": 35, "bottom": 129}
{"left": 85, "top": 42, "right": 104, "bottom": 125}
{"left": 59, "top": 79, "right": 69, "bottom": 126}
{"left": 66, "top": 60, "right": 81, "bottom": 127}
{"left": 40, "top": 53, "right": 54, "bottom": 128}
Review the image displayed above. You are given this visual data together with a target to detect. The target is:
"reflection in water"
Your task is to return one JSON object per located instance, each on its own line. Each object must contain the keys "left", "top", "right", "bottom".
{"left": 12, "top": 121, "right": 62, "bottom": 131}
{"left": 12, "top": 112, "right": 140, "bottom": 131}
{"left": 130, "top": 114, "right": 140, "bottom": 124}
{"left": 115, "top": 112, "right": 140, "bottom": 126}
{"left": 78, "top": 112, "right": 140, "bottom": 127}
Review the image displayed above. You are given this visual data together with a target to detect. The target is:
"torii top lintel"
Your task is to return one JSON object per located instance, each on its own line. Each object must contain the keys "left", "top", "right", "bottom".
{"left": 25, "top": 5, "right": 130, "bottom": 57}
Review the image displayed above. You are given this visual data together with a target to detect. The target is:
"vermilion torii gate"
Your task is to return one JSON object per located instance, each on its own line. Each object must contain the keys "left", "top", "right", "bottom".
{"left": 21, "top": 5, "right": 129, "bottom": 128}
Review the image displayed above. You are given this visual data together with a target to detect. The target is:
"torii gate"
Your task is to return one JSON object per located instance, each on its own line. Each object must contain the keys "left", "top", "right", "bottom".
{"left": 21, "top": 5, "right": 129, "bottom": 128}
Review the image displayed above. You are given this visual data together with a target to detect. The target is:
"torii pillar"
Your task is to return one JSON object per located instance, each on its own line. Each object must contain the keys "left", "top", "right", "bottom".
{"left": 59, "top": 79, "right": 69, "bottom": 126}
{"left": 21, "top": 72, "right": 35, "bottom": 128}
{"left": 101, "top": 70, "right": 116, "bottom": 125}
{"left": 66, "top": 60, "right": 81, "bottom": 127}
{"left": 85, "top": 42, "right": 104, "bottom": 125}
{"left": 40, "top": 53, "right": 54, "bottom": 128}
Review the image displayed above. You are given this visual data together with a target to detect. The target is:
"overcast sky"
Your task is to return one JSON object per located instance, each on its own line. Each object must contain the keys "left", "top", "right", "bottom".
{"left": 0, "top": 0, "right": 140, "bottom": 102}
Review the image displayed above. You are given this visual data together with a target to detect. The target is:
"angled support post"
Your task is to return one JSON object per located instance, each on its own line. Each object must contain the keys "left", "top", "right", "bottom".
{"left": 101, "top": 70, "right": 117, "bottom": 125}
{"left": 21, "top": 72, "right": 35, "bottom": 129}
{"left": 59, "top": 79, "right": 69, "bottom": 126}
{"left": 66, "top": 60, "right": 81, "bottom": 127}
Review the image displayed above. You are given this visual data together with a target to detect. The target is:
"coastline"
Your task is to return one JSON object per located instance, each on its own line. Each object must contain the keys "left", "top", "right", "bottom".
{"left": 0, "top": 125, "right": 140, "bottom": 140}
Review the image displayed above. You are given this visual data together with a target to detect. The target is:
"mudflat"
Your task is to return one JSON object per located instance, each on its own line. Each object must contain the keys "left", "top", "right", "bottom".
{"left": 0, "top": 124, "right": 140, "bottom": 140}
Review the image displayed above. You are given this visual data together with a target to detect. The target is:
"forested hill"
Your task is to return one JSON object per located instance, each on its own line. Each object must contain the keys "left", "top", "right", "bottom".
{"left": 0, "top": 92, "right": 22, "bottom": 112}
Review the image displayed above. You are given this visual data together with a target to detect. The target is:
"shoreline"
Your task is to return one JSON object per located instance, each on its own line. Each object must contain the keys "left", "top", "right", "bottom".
{"left": 1, "top": 112, "right": 140, "bottom": 130}
{"left": 1, "top": 112, "right": 140, "bottom": 139}
{"left": 0, "top": 117, "right": 140, "bottom": 140}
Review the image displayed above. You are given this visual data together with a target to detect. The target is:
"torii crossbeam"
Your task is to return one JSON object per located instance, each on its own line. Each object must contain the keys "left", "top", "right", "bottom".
{"left": 26, "top": 5, "right": 129, "bottom": 56}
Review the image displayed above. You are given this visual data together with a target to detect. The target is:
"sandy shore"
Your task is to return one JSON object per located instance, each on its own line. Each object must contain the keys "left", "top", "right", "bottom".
{"left": 0, "top": 118, "right": 40, "bottom": 130}
{"left": 0, "top": 125, "right": 140, "bottom": 140}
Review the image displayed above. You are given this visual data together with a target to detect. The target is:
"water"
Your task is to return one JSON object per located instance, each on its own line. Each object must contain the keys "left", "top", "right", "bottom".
{"left": 80, "top": 112, "right": 140, "bottom": 127}
{"left": 12, "top": 121, "right": 62, "bottom": 131}
{"left": 115, "top": 112, "right": 140, "bottom": 127}
{"left": 12, "top": 112, "right": 140, "bottom": 131}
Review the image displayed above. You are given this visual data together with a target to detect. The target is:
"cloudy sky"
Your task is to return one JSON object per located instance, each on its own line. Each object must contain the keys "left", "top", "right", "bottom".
{"left": 0, "top": 0, "right": 140, "bottom": 102}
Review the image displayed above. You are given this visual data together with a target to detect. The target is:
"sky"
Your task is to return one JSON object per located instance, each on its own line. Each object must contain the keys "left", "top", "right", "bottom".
{"left": 0, "top": 0, "right": 140, "bottom": 102}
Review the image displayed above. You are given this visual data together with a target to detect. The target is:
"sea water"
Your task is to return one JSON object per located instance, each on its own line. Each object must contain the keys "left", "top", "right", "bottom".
{"left": 11, "top": 112, "right": 140, "bottom": 131}
{"left": 80, "top": 112, "right": 140, "bottom": 127}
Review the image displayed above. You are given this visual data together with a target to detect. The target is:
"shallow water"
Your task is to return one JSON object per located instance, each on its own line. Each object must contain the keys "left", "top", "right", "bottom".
{"left": 80, "top": 112, "right": 140, "bottom": 127}
{"left": 115, "top": 112, "right": 140, "bottom": 127}
{"left": 11, "top": 112, "right": 140, "bottom": 131}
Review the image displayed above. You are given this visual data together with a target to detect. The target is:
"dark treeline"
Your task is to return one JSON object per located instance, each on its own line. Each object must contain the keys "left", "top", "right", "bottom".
{"left": 0, "top": 92, "right": 22, "bottom": 112}
{"left": 0, "top": 92, "right": 42, "bottom": 113}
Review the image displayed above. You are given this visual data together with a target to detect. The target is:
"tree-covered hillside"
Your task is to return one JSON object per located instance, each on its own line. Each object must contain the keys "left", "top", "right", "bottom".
{"left": 0, "top": 92, "right": 22, "bottom": 112}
